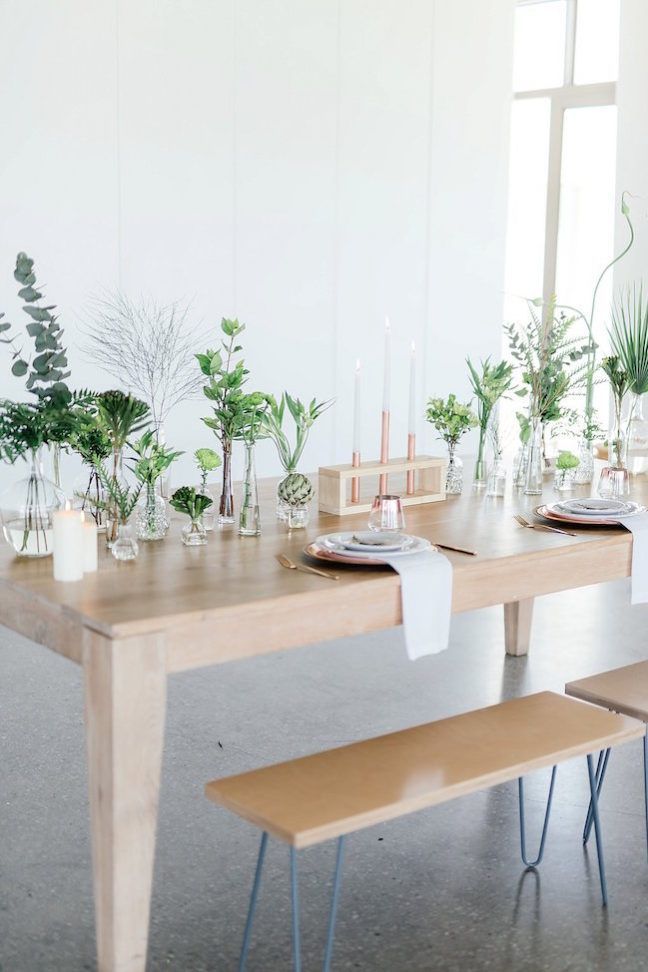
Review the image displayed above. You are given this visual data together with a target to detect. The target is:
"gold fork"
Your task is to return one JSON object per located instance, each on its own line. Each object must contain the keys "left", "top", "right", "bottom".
{"left": 277, "top": 553, "right": 340, "bottom": 580}
{"left": 514, "top": 513, "right": 577, "bottom": 537}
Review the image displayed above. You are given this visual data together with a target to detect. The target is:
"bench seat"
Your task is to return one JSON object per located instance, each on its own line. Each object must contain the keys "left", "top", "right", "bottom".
{"left": 205, "top": 691, "right": 643, "bottom": 849}
{"left": 566, "top": 660, "right": 648, "bottom": 722}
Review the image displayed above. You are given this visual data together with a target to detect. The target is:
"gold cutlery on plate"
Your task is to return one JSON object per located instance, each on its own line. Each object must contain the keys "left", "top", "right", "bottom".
{"left": 514, "top": 513, "right": 577, "bottom": 537}
{"left": 277, "top": 553, "right": 340, "bottom": 580}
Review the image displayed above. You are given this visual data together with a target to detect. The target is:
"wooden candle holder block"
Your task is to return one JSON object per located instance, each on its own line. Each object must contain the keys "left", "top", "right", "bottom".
{"left": 318, "top": 455, "right": 447, "bottom": 516}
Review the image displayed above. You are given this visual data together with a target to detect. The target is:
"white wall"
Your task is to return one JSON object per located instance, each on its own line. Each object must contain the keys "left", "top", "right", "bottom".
{"left": 0, "top": 0, "right": 515, "bottom": 490}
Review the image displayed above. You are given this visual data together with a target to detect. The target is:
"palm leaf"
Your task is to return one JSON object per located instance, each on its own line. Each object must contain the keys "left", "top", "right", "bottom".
{"left": 609, "top": 285, "right": 648, "bottom": 396}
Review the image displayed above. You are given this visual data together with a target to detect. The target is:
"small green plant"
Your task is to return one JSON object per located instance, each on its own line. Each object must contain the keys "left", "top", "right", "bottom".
{"left": 261, "top": 393, "right": 333, "bottom": 472}
{"left": 130, "top": 430, "right": 182, "bottom": 486}
{"left": 194, "top": 447, "right": 221, "bottom": 491}
{"left": 425, "top": 394, "right": 477, "bottom": 447}
{"left": 556, "top": 450, "right": 579, "bottom": 471}
{"left": 95, "top": 463, "right": 143, "bottom": 525}
{"left": 170, "top": 486, "right": 213, "bottom": 522}
{"left": 601, "top": 354, "right": 630, "bottom": 469}
{"left": 97, "top": 390, "right": 150, "bottom": 453}
{"left": 466, "top": 357, "right": 514, "bottom": 476}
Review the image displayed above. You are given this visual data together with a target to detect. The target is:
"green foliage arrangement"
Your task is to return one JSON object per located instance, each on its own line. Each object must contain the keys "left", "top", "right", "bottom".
{"left": 95, "top": 463, "right": 143, "bottom": 525}
{"left": 197, "top": 318, "right": 250, "bottom": 448}
{"left": 170, "top": 486, "right": 213, "bottom": 522}
{"left": 601, "top": 355, "right": 630, "bottom": 468}
{"left": 194, "top": 447, "right": 221, "bottom": 491}
{"left": 505, "top": 299, "right": 590, "bottom": 443}
{"left": 425, "top": 394, "right": 477, "bottom": 447}
{"left": 556, "top": 450, "right": 579, "bottom": 471}
{"left": 96, "top": 390, "right": 150, "bottom": 454}
{"left": 466, "top": 357, "right": 514, "bottom": 470}
{"left": 609, "top": 285, "right": 648, "bottom": 398}
{"left": 130, "top": 430, "right": 183, "bottom": 486}
{"left": 0, "top": 252, "right": 94, "bottom": 460}
{"left": 261, "top": 393, "right": 333, "bottom": 472}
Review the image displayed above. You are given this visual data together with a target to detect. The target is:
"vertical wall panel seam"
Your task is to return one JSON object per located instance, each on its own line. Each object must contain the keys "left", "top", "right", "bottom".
{"left": 331, "top": 0, "right": 342, "bottom": 460}
{"left": 115, "top": 0, "right": 123, "bottom": 289}
{"left": 422, "top": 0, "right": 437, "bottom": 445}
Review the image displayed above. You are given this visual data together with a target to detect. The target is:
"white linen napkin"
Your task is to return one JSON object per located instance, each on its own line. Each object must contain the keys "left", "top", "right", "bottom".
{"left": 617, "top": 513, "right": 648, "bottom": 604}
{"left": 380, "top": 549, "right": 453, "bottom": 660}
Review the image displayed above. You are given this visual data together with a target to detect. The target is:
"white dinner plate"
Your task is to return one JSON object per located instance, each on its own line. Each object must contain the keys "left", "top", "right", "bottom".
{"left": 556, "top": 498, "right": 633, "bottom": 516}
{"left": 536, "top": 502, "right": 646, "bottom": 526}
{"left": 314, "top": 532, "right": 430, "bottom": 561}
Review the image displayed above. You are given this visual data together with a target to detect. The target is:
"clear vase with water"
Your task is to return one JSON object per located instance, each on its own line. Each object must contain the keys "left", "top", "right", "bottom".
{"left": 524, "top": 420, "right": 544, "bottom": 496}
{"left": 573, "top": 437, "right": 594, "bottom": 485}
{"left": 136, "top": 483, "right": 169, "bottom": 541}
{"left": 0, "top": 448, "right": 64, "bottom": 557}
{"left": 111, "top": 522, "right": 139, "bottom": 561}
{"left": 445, "top": 443, "right": 463, "bottom": 495}
{"left": 239, "top": 443, "right": 261, "bottom": 537}
{"left": 219, "top": 440, "right": 234, "bottom": 525}
{"left": 599, "top": 414, "right": 630, "bottom": 500}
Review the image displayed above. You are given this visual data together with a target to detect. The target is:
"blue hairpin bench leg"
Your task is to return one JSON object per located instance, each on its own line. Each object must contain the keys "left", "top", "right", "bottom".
{"left": 518, "top": 765, "right": 557, "bottom": 868}
{"left": 519, "top": 758, "right": 607, "bottom": 905}
{"left": 238, "top": 834, "right": 346, "bottom": 972}
{"left": 583, "top": 728, "right": 648, "bottom": 862}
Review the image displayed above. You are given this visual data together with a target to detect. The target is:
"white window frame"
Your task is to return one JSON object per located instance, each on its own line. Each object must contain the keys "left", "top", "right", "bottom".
{"left": 515, "top": 0, "right": 616, "bottom": 309}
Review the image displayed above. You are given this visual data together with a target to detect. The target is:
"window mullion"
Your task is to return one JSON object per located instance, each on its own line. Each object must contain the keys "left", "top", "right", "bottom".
{"left": 542, "top": 96, "right": 565, "bottom": 308}
{"left": 564, "top": 0, "right": 578, "bottom": 85}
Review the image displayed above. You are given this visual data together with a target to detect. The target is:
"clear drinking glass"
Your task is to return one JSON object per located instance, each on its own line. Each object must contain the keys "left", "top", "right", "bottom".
{"left": 368, "top": 495, "right": 405, "bottom": 533}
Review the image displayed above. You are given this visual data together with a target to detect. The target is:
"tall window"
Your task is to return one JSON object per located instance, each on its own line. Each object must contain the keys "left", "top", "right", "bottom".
{"left": 504, "top": 0, "right": 620, "bottom": 356}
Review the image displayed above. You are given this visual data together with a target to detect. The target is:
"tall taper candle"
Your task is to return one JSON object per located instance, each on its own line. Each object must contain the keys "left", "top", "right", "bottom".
{"left": 380, "top": 317, "right": 391, "bottom": 494}
{"left": 407, "top": 340, "right": 416, "bottom": 494}
{"left": 352, "top": 359, "right": 361, "bottom": 503}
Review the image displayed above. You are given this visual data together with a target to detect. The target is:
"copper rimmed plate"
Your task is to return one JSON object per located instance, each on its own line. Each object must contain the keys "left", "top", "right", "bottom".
{"left": 536, "top": 503, "right": 646, "bottom": 527}
{"left": 304, "top": 539, "right": 436, "bottom": 567}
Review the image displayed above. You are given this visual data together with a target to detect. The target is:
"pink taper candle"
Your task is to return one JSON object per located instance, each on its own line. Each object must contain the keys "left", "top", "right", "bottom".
{"left": 380, "top": 317, "right": 391, "bottom": 494}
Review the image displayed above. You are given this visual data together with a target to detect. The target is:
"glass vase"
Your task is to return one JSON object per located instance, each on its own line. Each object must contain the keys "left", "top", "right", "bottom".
{"left": 200, "top": 483, "right": 215, "bottom": 531}
{"left": 512, "top": 443, "right": 529, "bottom": 488}
{"left": 445, "top": 444, "right": 463, "bottom": 495}
{"left": 573, "top": 437, "right": 594, "bottom": 485}
{"left": 554, "top": 467, "right": 576, "bottom": 492}
{"left": 276, "top": 472, "right": 292, "bottom": 521}
{"left": 111, "top": 522, "right": 139, "bottom": 561}
{"left": 627, "top": 393, "right": 648, "bottom": 474}
{"left": 136, "top": 483, "right": 169, "bottom": 541}
{"left": 239, "top": 443, "right": 261, "bottom": 537}
{"left": 219, "top": 440, "right": 234, "bottom": 525}
{"left": 49, "top": 442, "right": 62, "bottom": 489}
{"left": 287, "top": 506, "right": 310, "bottom": 529}
{"left": 0, "top": 448, "right": 64, "bottom": 557}
{"left": 524, "top": 420, "right": 544, "bottom": 496}
{"left": 73, "top": 465, "right": 107, "bottom": 531}
{"left": 599, "top": 414, "right": 630, "bottom": 499}
{"left": 473, "top": 430, "right": 488, "bottom": 490}
{"left": 106, "top": 448, "right": 125, "bottom": 547}
{"left": 182, "top": 517, "right": 207, "bottom": 546}
{"left": 485, "top": 456, "right": 506, "bottom": 497}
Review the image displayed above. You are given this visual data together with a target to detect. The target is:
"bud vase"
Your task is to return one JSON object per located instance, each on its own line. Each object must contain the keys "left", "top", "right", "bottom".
{"left": 524, "top": 420, "right": 544, "bottom": 496}
{"left": 136, "top": 483, "right": 169, "bottom": 541}
{"left": 473, "top": 431, "right": 488, "bottom": 490}
{"left": 73, "top": 465, "right": 107, "bottom": 530}
{"left": 627, "top": 393, "right": 648, "bottom": 474}
{"left": 239, "top": 443, "right": 261, "bottom": 536}
{"left": 182, "top": 517, "right": 208, "bottom": 546}
{"left": 111, "top": 522, "right": 139, "bottom": 561}
{"left": 573, "top": 437, "right": 594, "bottom": 485}
{"left": 0, "top": 448, "right": 64, "bottom": 557}
{"left": 219, "top": 440, "right": 234, "bottom": 525}
{"left": 599, "top": 417, "right": 630, "bottom": 499}
{"left": 445, "top": 443, "right": 463, "bottom": 495}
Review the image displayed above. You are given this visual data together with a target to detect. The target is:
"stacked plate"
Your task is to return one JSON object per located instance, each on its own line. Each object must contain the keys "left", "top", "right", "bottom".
{"left": 305, "top": 531, "right": 432, "bottom": 566}
{"left": 536, "top": 497, "right": 646, "bottom": 527}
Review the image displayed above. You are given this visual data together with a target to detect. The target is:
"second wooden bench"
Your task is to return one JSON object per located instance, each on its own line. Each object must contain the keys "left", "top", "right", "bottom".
{"left": 205, "top": 691, "right": 643, "bottom": 971}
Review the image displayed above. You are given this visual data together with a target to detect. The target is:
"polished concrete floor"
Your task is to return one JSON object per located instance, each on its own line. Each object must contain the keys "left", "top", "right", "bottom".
{"left": 2, "top": 578, "right": 648, "bottom": 971}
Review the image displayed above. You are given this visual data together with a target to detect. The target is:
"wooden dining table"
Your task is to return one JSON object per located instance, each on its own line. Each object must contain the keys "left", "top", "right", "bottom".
{"left": 0, "top": 474, "right": 640, "bottom": 972}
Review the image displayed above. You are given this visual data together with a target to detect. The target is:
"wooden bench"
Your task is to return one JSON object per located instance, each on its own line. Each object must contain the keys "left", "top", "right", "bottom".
{"left": 566, "top": 661, "right": 648, "bottom": 854}
{"left": 206, "top": 692, "right": 643, "bottom": 971}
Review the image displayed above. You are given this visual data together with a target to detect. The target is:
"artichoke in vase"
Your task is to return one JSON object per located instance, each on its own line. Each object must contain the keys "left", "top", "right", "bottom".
{"left": 277, "top": 473, "right": 314, "bottom": 507}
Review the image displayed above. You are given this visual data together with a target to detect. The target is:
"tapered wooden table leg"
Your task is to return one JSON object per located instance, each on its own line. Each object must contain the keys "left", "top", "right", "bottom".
{"left": 504, "top": 598, "right": 534, "bottom": 657}
{"left": 83, "top": 629, "right": 167, "bottom": 972}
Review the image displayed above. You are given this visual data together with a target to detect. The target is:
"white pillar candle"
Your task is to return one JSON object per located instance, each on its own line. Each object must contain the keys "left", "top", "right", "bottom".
{"left": 53, "top": 504, "right": 84, "bottom": 582}
{"left": 383, "top": 317, "right": 391, "bottom": 412}
{"left": 353, "top": 359, "right": 361, "bottom": 454}
{"left": 408, "top": 340, "right": 416, "bottom": 435}
{"left": 82, "top": 514, "right": 98, "bottom": 573}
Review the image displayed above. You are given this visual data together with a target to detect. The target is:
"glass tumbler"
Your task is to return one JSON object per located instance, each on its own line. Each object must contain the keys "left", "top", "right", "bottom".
{"left": 368, "top": 494, "right": 405, "bottom": 533}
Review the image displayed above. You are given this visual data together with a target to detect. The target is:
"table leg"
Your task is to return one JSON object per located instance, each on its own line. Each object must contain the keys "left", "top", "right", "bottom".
{"left": 83, "top": 629, "right": 167, "bottom": 972}
{"left": 504, "top": 598, "right": 534, "bottom": 657}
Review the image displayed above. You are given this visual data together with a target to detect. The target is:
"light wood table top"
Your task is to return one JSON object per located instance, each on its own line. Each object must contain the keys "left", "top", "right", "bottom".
{"left": 0, "top": 474, "right": 640, "bottom": 671}
{"left": 205, "top": 691, "right": 644, "bottom": 847}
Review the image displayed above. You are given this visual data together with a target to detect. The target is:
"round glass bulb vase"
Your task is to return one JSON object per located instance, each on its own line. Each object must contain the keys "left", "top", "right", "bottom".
{"left": 136, "top": 484, "right": 169, "bottom": 541}
{"left": 0, "top": 449, "right": 64, "bottom": 557}
{"left": 182, "top": 518, "right": 208, "bottom": 546}
{"left": 111, "top": 522, "right": 139, "bottom": 561}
